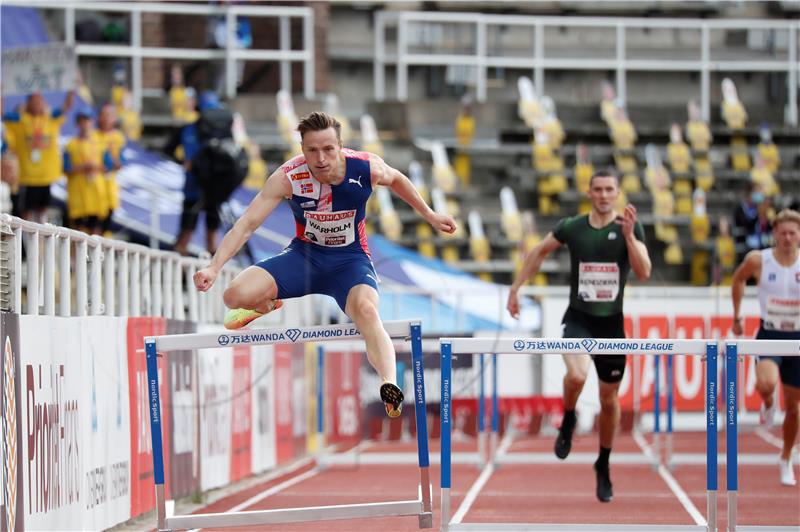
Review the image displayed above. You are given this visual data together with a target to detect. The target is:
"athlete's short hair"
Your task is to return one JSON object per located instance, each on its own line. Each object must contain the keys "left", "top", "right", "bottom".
{"left": 589, "top": 170, "right": 620, "bottom": 188}
{"left": 773, "top": 209, "right": 800, "bottom": 230}
{"left": 297, "top": 111, "right": 342, "bottom": 142}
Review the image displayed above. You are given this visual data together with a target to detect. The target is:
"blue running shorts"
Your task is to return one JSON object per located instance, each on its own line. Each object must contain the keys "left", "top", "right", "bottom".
{"left": 255, "top": 238, "right": 379, "bottom": 311}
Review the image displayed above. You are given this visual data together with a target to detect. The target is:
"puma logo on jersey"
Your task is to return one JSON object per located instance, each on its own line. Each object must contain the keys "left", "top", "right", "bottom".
{"left": 349, "top": 176, "right": 363, "bottom": 187}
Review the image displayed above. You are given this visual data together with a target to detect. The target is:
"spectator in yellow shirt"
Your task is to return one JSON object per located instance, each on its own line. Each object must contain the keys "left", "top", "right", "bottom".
{"left": 63, "top": 109, "right": 111, "bottom": 234}
{"left": 3, "top": 90, "right": 74, "bottom": 222}
{"left": 97, "top": 103, "right": 127, "bottom": 236}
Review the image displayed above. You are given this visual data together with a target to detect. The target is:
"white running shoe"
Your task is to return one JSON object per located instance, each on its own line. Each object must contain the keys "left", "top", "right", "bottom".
{"left": 779, "top": 457, "right": 796, "bottom": 487}
{"left": 760, "top": 401, "right": 777, "bottom": 429}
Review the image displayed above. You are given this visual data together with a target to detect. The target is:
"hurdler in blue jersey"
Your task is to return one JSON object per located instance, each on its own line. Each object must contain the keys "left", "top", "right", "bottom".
{"left": 193, "top": 111, "right": 457, "bottom": 418}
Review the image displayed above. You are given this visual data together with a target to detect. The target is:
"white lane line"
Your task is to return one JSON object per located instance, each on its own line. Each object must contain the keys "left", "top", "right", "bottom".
{"left": 451, "top": 432, "right": 514, "bottom": 524}
{"left": 633, "top": 431, "right": 706, "bottom": 526}
{"left": 755, "top": 427, "right": 784, "bottom": 449}
{"left": 188, "top": 456, "right": 314, "bottom": 532}
{"left": 186, "top": 469, "right": 322, "bottom": 531}
{"left": 227, "top": 468, "right": 320, "bottom": 512}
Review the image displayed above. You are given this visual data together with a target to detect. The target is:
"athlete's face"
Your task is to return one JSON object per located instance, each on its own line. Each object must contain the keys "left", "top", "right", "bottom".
{"left": 588, "top": 176, "right": 619, "bottom": 215}
{"left": 301, "top": 127, "right": 342, "bottom": 183}
{"left": 773, "top": 220, "right": 800, "bottom": 252}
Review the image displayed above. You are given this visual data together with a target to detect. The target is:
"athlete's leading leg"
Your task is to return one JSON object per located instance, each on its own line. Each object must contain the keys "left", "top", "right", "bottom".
{"left": 563, "top": 353, "right": 591, "bottom": 410}
{"left": 779, "top": 384, "right": 799, "bottom": 485}
{"left": 756, "top": 358, "right": 780, "bottom": 427}
{"left": 344, "top": 284, "right": 402, "bottom": 417}
{"left": 222, "top": 266, "right": 283, "bottom": 329}
{"left": 555, "top": 354, "right": 591, "bottom": 460}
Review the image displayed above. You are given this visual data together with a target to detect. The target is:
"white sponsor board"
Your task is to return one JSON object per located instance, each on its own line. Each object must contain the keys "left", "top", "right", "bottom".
{"left": 1, "top": 44, "right": 77, "bottom": 96}
{"left": 80, "top": 318, "right": 131, "bottom": 529}
{"left": 19, "top": 316, "right": 132, "bottom": 531}
{"left": 197, "top": 336, "right": 233, "bottom": 491}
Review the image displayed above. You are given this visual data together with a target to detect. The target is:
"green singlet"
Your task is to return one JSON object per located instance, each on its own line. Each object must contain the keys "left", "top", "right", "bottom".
{"left": 552, "top": 214, "right": 645, "bottom": 317}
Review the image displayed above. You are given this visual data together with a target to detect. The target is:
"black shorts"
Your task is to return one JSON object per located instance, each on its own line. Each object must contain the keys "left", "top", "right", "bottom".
{"left": 11, "top": 184, "right": 51, "bottom": 216}
{"left": 562, "top": 306, "right": 627, "bottom": 383}
{"left": 756, "top": 323, "right": 800, "bottom": 388}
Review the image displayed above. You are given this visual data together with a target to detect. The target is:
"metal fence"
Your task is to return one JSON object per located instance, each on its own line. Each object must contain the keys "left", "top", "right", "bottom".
{"left": 374, "top": 11, "right": 800, "bottom": 126}
{"left": 0, "top": 213, "right": 237, "bottom": 322}
{"left": 4, "top": 1, "right": 315, "bottom": 109}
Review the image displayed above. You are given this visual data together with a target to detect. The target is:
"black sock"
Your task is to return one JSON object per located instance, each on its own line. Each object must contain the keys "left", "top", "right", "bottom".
{"left": 597, "top": 446, "right": 611, "bottom": 468}
{"left": 563, "top": 409, "right": 576, "bottom": 422}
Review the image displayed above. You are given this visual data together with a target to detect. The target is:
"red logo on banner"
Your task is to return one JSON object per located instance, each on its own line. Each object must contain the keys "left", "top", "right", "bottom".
{"left": 617, "top": 314, "right": 763, "bottom": 412}
{"left": 274, "top": 346, "right": 293, "bottom": 463}
{"left": 229, "top": 347, "right": 252, "bottom": 482}
{"left": 326, "top": 350, "right": 361, "bottom": 445}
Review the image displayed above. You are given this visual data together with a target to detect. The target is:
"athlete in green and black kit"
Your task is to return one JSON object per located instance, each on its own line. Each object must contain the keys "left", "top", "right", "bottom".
{"left": 507, "top": 171, "right": 652, "bottom": 502}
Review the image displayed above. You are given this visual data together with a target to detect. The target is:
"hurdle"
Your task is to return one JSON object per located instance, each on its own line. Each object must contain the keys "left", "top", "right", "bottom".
{"left": 440, "top": 337, "right": 715, "bottom": 532}
{"left": 143, "top": 319, "right": 433, "bottom": 531}
{"left": 724, "top": 339, "right": 799, "bottom": 532}
{"left": 653, "top": 354, "right": 676, "bottom": 470}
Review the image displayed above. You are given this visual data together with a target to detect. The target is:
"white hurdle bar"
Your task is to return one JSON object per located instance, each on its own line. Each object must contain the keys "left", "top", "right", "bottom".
{"left": 439, "top": 337, "right": 714, "bottom": 532}
{"left": 143, "top": 319, "right": 433, "bottom": 531}
{"left": 723, "top": 340, "right": 799, "bottom": 532}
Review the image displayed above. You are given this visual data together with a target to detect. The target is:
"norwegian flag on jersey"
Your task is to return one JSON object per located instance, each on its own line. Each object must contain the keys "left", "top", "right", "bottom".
{"left": 300, "top": 182, "right": 314, "bottom": 194}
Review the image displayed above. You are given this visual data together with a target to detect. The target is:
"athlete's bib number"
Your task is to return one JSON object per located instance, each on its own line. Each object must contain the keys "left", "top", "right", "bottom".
{"left": 578, "top": 262, "right": 620, "bottom": 302}
{"left": 303, "top": 210, "right": 356, "bottom": 247}
{"left": 764, "top": 297, "right": 800, "bottom": 331}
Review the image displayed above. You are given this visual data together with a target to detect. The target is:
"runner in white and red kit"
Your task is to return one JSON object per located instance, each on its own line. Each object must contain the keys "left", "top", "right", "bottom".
{"left": 732, "top": 208, "right": 800, "bottom": 486}
{"left": 193, "top": 112, "right": 457, "bottom": 417}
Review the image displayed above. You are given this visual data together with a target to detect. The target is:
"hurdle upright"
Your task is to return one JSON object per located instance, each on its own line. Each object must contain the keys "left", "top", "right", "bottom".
{"left": 440, "top": 337, "right": 715, "bottom": 532}
{"left": 724, "top": 339, "right": 799, "bottom": 532}
{"left": 144, "top": 319, "right": 433, "bottom": 531}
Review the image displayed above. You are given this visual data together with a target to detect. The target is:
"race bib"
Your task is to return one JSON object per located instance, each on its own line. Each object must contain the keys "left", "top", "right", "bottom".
{"left": 578, "top": 262, "right": 620, "bottom": 302}
{"left": 764, "top": 297, "right": 800, "bottom": 331}
{"left": 303, "top": 210, "right": 356, "bottom": 247}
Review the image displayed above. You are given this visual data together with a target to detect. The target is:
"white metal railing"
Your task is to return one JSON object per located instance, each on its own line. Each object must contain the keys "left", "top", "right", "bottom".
{"left": 6, "top": 1, "right": 315, "bottom": 109}
{"left": 375, "top": 11, "right": 800, "bottom": 126}
{"left": 0, "top": 214, "right": 239, "bottom": 321}
{"left": 0, "top": 213, "right": 758, "bottom": 330}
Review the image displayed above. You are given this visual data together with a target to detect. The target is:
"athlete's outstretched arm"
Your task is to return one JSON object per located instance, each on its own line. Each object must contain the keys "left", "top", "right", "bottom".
{"left": 194, "top": 169, "right": 291, "bottom": 291}
{"left": 507, "top": 232, "right": 562, "bottom": 318}
{"left": 621, "top": 204, "right": 652, "bottom": 281}
{"left": 731, "top": 250, "right": 760, "bottom": 335}
{"left": 369, "top": 153, "right": 457, "bottom": 234}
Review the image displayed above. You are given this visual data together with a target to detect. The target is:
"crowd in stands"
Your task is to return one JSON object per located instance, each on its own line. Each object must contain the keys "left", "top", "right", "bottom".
{"left": 440, "top": 76, "right": 796, "bottom": 286}
{"left": 1, "top": 61, "right": 796, "bottom": 287}
{"left": 1, "top": 62, "right": 270, "bottom": 256}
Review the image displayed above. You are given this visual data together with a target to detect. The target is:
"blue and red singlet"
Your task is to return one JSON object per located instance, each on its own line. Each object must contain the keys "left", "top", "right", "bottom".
{"left": 255, "top": 149, "right": 379, "bottom": 310}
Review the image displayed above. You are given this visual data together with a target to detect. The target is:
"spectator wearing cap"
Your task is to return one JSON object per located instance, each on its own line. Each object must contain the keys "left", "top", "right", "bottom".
{"left": 2, "top": 90, "right": 74, "bottom": 222}
{"left": 733, "top": 181, "right": 772, "bottom": 265}
{"left": 63, "top": 108, "right": 113, "bottom": 234}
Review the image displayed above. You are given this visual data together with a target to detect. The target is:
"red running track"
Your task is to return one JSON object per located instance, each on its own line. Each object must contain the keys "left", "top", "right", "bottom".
{"left": 179, "top": 429, "right": 797, "bottom": 531}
